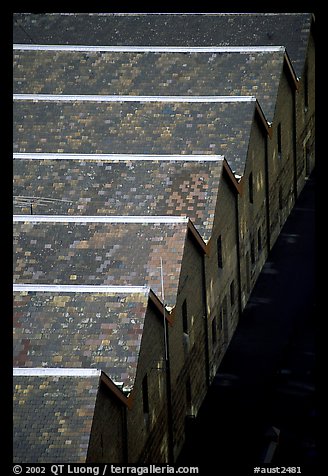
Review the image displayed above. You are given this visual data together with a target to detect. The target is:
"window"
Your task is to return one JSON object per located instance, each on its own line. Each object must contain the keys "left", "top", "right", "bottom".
{"left": 257, "top": 227, "right": 262, "bottom": 253}
{"left": 182, "top": 299, "right": 188, "bottom": 334}
{"left": 221, "top": 296, "right": 228, "bottom": 345}
{"left": 222, "top": 296, "right": 227, "bottom": 317}
{"left": 219, "top": 307, "right": 223, "bottom": 331}
{"left": 230, "top": 280, "right": 235, "bottom": 307}
{"left": 182, "top": 299, "right": 189, "bottom": 354}
{"left": 304, "top": 67, "right": 309, "bottom": 113}
{"left": 279, "top": 186, "right": 283, "bottom": 210}
{"left": 305, "top": 141, "right": 311, "bottom": 176}
{"left": 186, "top": 376, "right": 192, "bottom": 415}
{"left": 142, "top": 374, "right": 149, "bottom": 415}
{"left": 217, "top": 235, "right": 223, "bottom": 269}
{"left": 212, "top": 315, "right": 217, "bottom": 345}
{"left": 277, "top": 123, "right": 282, "bottom": 159}
{"left": 250, "top": 239, "right": 255, "bottom": 265}
{"left": 248, "top": 172, "right": 254, "bottom": 204}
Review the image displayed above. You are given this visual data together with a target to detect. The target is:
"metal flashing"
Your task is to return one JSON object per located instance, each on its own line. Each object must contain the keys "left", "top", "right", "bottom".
{"left": 13, "top": 284, "right": 150, "bottom": 294}
{"left": 13, "top": 215, "right": 189, "bottom": 224}
{"left": 13, "top": 153, "right": 225, "bottom": 162}
{"left": 13, "top": 367, "right": 102, "bottom": 377}
{"left": 12, "top": 368, "right": 132, "bottom": 401}
{"left": 13, "top": 44, "right": 285, "bottom": 53}
{"left": 13, "top": 94, "right": 256, "bottom": 103}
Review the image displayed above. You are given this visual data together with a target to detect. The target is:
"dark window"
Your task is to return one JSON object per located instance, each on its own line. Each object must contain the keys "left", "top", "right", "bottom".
{"left": 304, "top": 68, "right": 309, "bottom": 112}
{"left": 277, "top": 123, "right": 282, "bottom": 159}
{"left": 257, "top": 227, "right": 262, "bottom": 252}
{"left": 279, "top": 186, "right": 283, "bottom": 210}
{"left": 182, "top": 299, "right": 189, "bottom": 354}
{"left": 142, "top": 374, "right": 149, "bottom": 414}
{"left": 250, "top": 239, "right": 255, "bottom": 265}
{"left": 248, "top": 172, "right": 254, "bottom": 204}
{"left": 217, "top": 235, "right": 223, "bottom": 269}
{"left": 230, "top": 280, "right": 235, "bottom": 307}
{"left": 219, "top": 307, "right": 223, "bottom": 331}
{"left": 212, "top": 316, "right": 217, "bottom": 345}
{"left": 186, "top": 376, "right": 192, "bottom": 415}
{"left": 305, "top": 142, "right": 311, "bottom": 176}
{"left": 222, "top": 296, "right": 227, "bottom": 323}
{"left": 182, "top": 299, "right": 188, "bottom": 334}
{"left": 221, "top": 296, "right": 228, "bottom": 344}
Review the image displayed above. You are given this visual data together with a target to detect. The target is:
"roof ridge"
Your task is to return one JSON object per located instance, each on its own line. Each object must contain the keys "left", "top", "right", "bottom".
{"left": 13, "top": 215, "right": 189, "bottom": 223}
{"left": 13, "top": 284, "right": 150, "bottom": 293}
{"left": 13, "top": 44, "right": 286, "bottom": 53}
{"left": 13, "top": 94, "right": 257, "bottom": 103}
{"left": 13, "top": 153, "right": 225, "bottom": 161}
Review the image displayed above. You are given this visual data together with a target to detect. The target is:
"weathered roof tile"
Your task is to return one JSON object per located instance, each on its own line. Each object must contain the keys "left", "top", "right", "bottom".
{"left": 13, "top": 289, "right": 149, "bottom": 389}
{"left": 13, "top": 220, "right": 190, "bottom": 305}
{"left": 13, "top": 158, "right": 223, "bottom": 239}
{"left": 13, "top": 374, "right": 99, "bottom": 463}
{"left": 13, "top": 49, "right": 284, "bottom": 121}
{"left": 13, "top": 100, "right": 254, "bottom": 175}
{"left": 13, "top": 13, "right": 313, "bottom": 77}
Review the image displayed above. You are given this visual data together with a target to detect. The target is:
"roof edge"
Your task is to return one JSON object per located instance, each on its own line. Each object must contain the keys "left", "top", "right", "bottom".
{"left": 13, "top": 44, "right": 286, "bottom": 53}
{"left": 222, "top": 159, "right": 243, "bottom": 195}
{"left": 13, "top": 94, "right": 257, "bottom": 103}
{"left": 13, "top": 214, "right": 189, "bottom": 224}
{"left": 13, "top": 283, "right": 150, "bottom": 294}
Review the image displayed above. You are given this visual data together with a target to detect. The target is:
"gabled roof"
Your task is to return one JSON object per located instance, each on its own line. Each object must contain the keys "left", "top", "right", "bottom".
{"left": 13, "top": 13, "right": 313, "bottom": 78}
{"left": 13, "top": 285, "right": 151, "bottom": 392}
{"left": 13, "top": 97, "right": 267, "bottom": 177}
{"left": 13, "top": 371, "right": 100, "bottom": 463}
{"left": 13, "top": 155, "right": 225, "bottom": 240}
{"left": 13, "top": 216, "right": 203, "bottom": 306}
{"left": 13, "top": 46, "right": 296, "bottom": 123}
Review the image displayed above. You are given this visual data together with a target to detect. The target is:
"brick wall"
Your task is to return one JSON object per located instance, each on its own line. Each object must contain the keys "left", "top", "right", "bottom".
{"left": 87, "top": 381, "right": 126, "bottom": 463}
{"left": 238, "top": 115, "right": 268, "bottom": 309}
{"left": 205, "top": 168, "right": 239, "bottom": 378}
{"left": 126, "top": 301, "right": 169, "bottom": 463}
{"left": 267, "top": 68, "right": 296, "bottom": 248}
{"left": 168, "top": 232, "right": 207, "bottom": 460}
{"left": 295, "top": 29, "right": 315, "bottom": 193}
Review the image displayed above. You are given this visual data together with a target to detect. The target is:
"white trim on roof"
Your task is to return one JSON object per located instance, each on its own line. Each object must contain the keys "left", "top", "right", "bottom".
{"left": 13, "top": 215, "right": 189, "bottom": 224}
{"left": 13, "top": 94, "right": 256, "bottom": 103}
{"left": 13, "top": 367, "right": 102, "bottom": 377}
{"left": 13, "top": 284, "right": 150, "bottom": 294}
{"left": 13, "top": 44, "right": 285, "bottom": 53}
{"left": 13, "top": 152, "right": 224, "bottom": 162}
{"left": 35, "top": 12, "right": 307, "bottom": 16}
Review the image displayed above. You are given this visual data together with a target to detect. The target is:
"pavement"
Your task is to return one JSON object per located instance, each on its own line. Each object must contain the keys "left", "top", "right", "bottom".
{"left": 177, "top": 172, "right": 318, "bottom": 474}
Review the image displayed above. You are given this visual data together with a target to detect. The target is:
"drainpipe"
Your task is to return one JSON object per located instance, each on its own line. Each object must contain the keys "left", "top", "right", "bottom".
{"left": 235, "top": 191, "right": 243, "bottom": 319}
{"left": 264, "top": 133, "right": 271, "bottom": 253}
{"left": 160, "top": 258, "right": 174, "bottom": 463}
{"left": 202, "top": 251, "right": 210, "bottom": 387}
{"left": 292, "top": 86, "right": 298, "bottom": 200}
{"left": 164, "top": 318, "right": 174, "bottom": 463}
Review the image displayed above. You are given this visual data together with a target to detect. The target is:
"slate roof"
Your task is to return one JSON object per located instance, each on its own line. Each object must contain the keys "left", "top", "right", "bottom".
{"left": 11, "top": 12, "right": 315, "bottom": 464}
{"left": 13, "top": 13, "right": 313, "bottom": 77}
{"left": 13, "top": 99, "right": 256, "bottom": 176}
{"left": 13, "top": 157, "right": 223, "bottom": 239}
{"left": 13, "top": 288, "right": 150, "bottom": 391}
{"left": 13, "top": 218, "right": 192, "bottom": 305}
{"left": 13, "top": 372, "right": 99, "bottom": 463}
{"left": 13, "top": 48, "right": 287, "bottom": 122}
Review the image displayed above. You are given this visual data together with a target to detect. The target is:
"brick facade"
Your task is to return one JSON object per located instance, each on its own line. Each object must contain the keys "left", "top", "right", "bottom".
{"left": 266, "top": 65, "right": 298, "bottom": 248}
{"left": 295, "top": 26, "right": 315, "bottom": 193}
{"left": 12, "top": 13, "right": 315, "bottom": 464}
